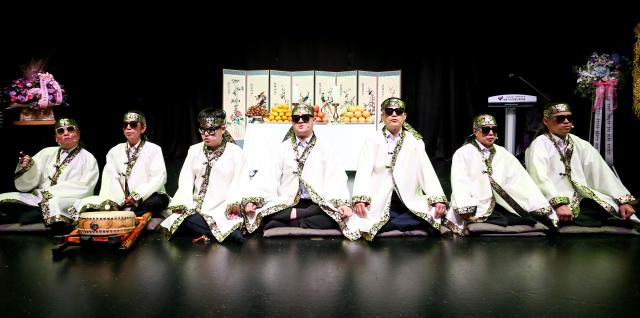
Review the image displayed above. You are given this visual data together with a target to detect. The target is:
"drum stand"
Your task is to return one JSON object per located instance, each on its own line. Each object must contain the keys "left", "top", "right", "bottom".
{"left": 51, "top": 212, "right": 152, "bottom": 258}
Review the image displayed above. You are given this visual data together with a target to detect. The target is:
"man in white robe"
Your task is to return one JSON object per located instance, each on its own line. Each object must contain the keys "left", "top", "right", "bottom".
{"left": 0, "top": 118, "right": 99, "bottom": 231}
{"left": 159, "top": 108, "right": 246, "bottom": 243}
{"left": 446, "top": 114, "right": 556, "bottom": 234}
{"left": 72, "top": 111, "right": 169, "bottom": 222}
{"left": 350, "top": 97, "right": 449, "bottom": 240}
{"left": 525, "top": 102, "right": 637, "bottom": 227}
{"left": 242, "top": 104, "right": 359, "bottom": 240}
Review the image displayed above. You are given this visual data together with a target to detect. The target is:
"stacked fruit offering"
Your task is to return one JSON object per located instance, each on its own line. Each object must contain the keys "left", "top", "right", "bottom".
{"left": 340, "top": 105, "right": 373, "bottom": 123}
{"left": 246, "top": 105, "right": 270, "bottom": 117}
{"left": 312, "top": 105, "right": 328, "bottom": 123}
{"left": 265, "top": 104, "right": 292, "bottom": 123}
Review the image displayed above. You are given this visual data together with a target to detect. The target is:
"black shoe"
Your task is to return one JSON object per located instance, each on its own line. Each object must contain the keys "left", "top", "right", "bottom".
{"left": 228, "top": 229, "right": 245, "bottom": 243}
{"left": 378, "top": 221, "right": 398, "bottom": 233}
{"left": 48, "top": 222, "right": 74, "bottom": 235}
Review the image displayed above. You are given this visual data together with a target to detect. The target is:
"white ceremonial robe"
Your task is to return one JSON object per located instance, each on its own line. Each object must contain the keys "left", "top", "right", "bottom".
{"left": 525, "top": 133, "right": 638, "bottom": 221}
{"left": 159, "top": 142, "right": 246, "bottom": 242}
{"left": 243, "top": 133, "right": 360, "bottom": 240}
{"left": 445, "top": 140, "right": 556, "bottom": 233}
{"left": 350, "top": 128, "right": 450, "bottom": 240}
{"left": 72, "top": 141, "right": 168, "bottom": 213}
{"left": 0, "top": 146, "right": 99, "bottom": 225}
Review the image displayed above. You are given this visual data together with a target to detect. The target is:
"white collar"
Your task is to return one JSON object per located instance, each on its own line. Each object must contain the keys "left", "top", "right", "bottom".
{"left": 551, "top": 133, "right": 568, "bottom": 144}
{"left": 385, "top": 129, "right": 401, "bottom": 141}
{"left": 127, "top": 140, "right": 141, "bottom": 150}
{"left": 61, "top": 146, "right": 77, "bottom": 154}
{"left": 475, "top": 139, "right": 493, "bottom": 152}
{"left": 296, "top": 135, "right": 311, "bottom": 145}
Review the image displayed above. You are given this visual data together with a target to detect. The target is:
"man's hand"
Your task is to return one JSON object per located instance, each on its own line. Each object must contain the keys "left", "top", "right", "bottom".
{"left": 245, "top": 202, "right": 257, "bottom": 214}
{"left": 227, "top": 205, "right": 241, "bottom": 220}
{"left": 619, "top": 204, "right": 636, "bottom": 220}
{"left": 556, "top": 204, "right": 573, "bottom": 222}
{"left": 353, "top": 202, "right": 368, "bottom": 218}
{"left": 432, "top": 202, "right": 447, "bottom": 219}
{"left": 338, "top": 205, "right": 353, "bottom": 218}
{"left": 18, "top": 152, "right": 32, "bottom": 169}
{"left": 124, "top": 196, "right": 136, "bottom": 207}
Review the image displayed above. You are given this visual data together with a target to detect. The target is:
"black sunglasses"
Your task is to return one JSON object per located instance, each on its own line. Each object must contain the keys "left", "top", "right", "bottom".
{"left": 198, "top": 126, "right": 222, "bottom": 135}
{"left": 384, "top": 108, "right": 405, "bottom": 116}
{"left": 481, "top": 126, "right": 498, "bottom": 134}
{"left": 56, "top": 126, "right": 76, "bottom": 135}
{"left": 122, "top": 121, "right": 139, "bottom": 129}
{"left": 292, "top": 114, "right": 312, "bottom": 123}
{"left": 552, "top": 115, "right": 573, "bottom": 123}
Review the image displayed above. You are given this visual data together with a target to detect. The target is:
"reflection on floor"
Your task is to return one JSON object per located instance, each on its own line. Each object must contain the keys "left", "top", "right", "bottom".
{"left": 1, "top": 232, "right": 639, "bottom": 317}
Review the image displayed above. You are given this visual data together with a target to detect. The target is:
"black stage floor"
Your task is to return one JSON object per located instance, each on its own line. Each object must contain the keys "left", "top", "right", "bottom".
{"left": 1, "top": 232, "right": 639, "bottom": 317}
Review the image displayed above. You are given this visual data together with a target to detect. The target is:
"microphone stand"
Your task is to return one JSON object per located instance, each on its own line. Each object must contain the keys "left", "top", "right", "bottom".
{"left": 510, "top": 74, "right": 551, "bottom": 103}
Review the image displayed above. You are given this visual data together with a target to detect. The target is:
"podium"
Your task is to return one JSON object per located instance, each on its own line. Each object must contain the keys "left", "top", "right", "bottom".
{"left": 488, "top": 94, "right": 537, "bottom": 154}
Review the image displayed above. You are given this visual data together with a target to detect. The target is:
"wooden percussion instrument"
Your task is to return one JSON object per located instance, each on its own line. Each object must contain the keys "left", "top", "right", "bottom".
{"left": 77, "top": 211, "right": 136, "bottom": 235}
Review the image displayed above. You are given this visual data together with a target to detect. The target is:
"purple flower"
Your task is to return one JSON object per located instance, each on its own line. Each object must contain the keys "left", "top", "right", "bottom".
{"left": 611, "top": 54, "right": 620, "bottom": 64}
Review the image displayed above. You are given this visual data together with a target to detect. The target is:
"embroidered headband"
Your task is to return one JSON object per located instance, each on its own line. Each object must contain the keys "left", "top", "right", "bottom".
{"left": 292, "top": 103, "right": 313, "bottom": 115}
{"left": 473, "top": 114, "right": 497, "bottom": 130}
{"left": 123, "top": 112, "right": 146, "bottom": 125}
{"left": 54, "top": 118, "right": 79, "bottom": 130}
{"left": 380, "top": 97, "right": 406, "bottom": 112}
{"left": 543, "top": 103, "right": 572, "bottom": 118}
{"left": 198, "top": 109, "right": 226, "bottom": 129}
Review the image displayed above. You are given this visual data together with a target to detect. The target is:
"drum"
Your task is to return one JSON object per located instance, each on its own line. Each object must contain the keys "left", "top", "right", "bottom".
{"left": 78, "top": 211, "right": 136, "bottom": 235}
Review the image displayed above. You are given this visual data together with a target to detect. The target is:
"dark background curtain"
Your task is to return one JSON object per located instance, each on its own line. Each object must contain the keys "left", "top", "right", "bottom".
{"left": 1, "top": 16, "right": 638, "bottom": 196}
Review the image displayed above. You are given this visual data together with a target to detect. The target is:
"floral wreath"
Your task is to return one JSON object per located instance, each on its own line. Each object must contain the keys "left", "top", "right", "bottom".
{"left": 1, "top": 61, "right": 66, "bottom": 109}
{"left": 575, "top": 53, "right": 628, "bottom": 107}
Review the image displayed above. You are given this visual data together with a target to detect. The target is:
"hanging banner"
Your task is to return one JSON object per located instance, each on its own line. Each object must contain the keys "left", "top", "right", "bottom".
{"left": 358, "top": 71, "right": 378, "bottom": 127}
{"left": 291, "top": 71, "right": 315, "bottom": 105}
{"left": 246, "top": 70, "right": 270, "bottom": 122}
{"left": 269, "top": 70, "right": 292, "bottom": 109}
{"left": 315, "top": 71, "right": 337, "bottom": 106}
{"left": 222, "top": 69, "right": 246, "bottom": 140}
{"left": 336, "top": 71, "right": 358, "bottom": 107}
{"left": 378, "top": 70, "right": 402, "bottom": 102}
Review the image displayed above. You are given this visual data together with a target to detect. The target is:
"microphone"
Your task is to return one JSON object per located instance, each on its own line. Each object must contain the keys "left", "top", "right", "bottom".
{"left": 509, "top": 73, "right": 551, "bottom": 102}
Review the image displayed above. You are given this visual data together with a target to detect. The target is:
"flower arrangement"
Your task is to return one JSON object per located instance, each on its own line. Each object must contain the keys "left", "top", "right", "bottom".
{"left": 1, "top": 61, "right": 66, "bottom": 109}
{"left": 575, "top": 52, "right": 628, "bottom": 98}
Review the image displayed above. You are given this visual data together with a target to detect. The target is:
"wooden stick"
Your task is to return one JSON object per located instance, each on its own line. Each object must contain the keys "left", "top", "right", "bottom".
{"left": 119, "top": 212, "right": 151, "bottom": 251}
